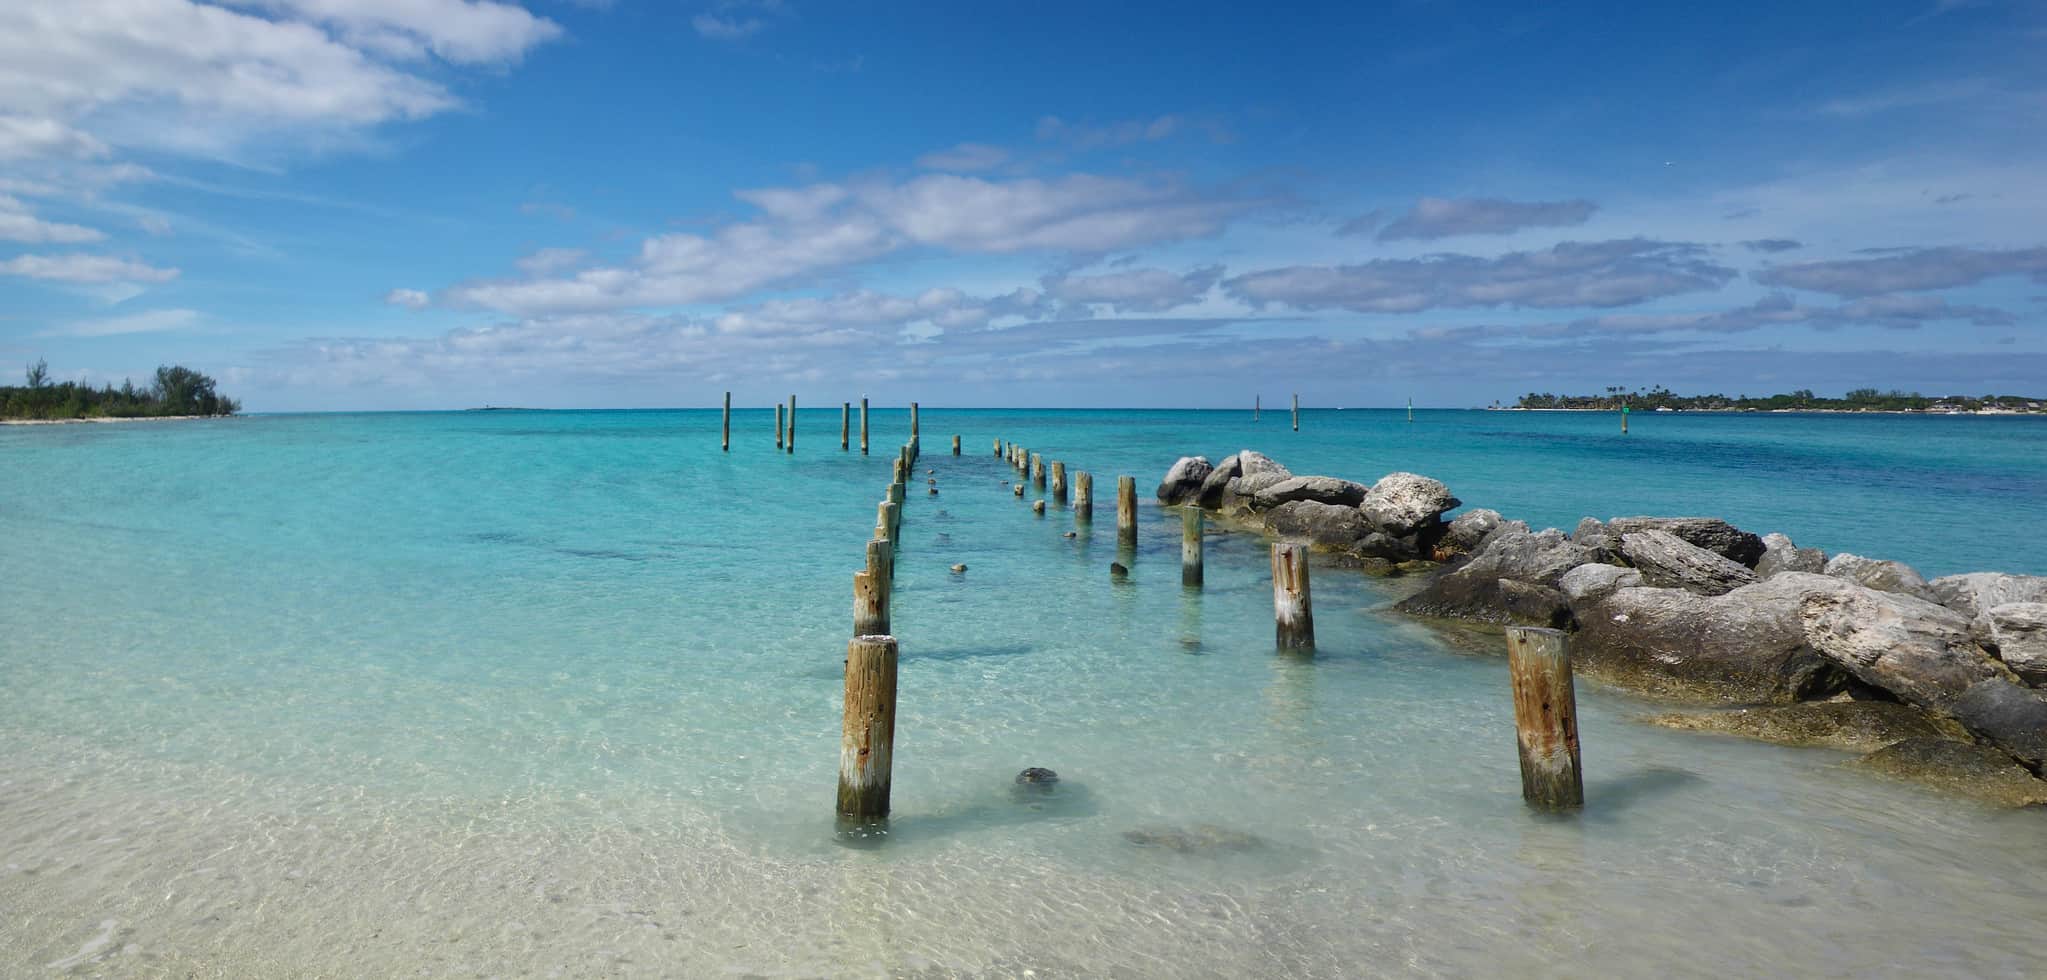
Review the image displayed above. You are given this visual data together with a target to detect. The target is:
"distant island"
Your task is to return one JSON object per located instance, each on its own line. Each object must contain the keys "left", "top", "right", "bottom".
{"left": 1, "top": 359, "right": 240, "bottom": 421}
{"left": 1506, "top": 386, "right": 2044, "bottom": 414}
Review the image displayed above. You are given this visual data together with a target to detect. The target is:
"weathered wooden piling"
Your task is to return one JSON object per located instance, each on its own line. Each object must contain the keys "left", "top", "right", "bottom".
{"left": 992, "top": 438, "right": 1001, "bottom": 457}
{"left": 854, "top": 571, "right": 888, "bottom": 636}
{"left": 776, "top": 402, "right": 785, "bottom": 449}
{"left": 1116, "top": 476, "right": 1137, "bottom": 546}
{"left": 1271, "top": 542, "right": 1314, "bottom": 651}
{"left": 951, "top": 434, "right": 960, "bottom": 456}
{"left": 1292, "top": 393, "right": 1299, "bottom": 432}
{"left": 787, "top": 395, "right": 796, "bottom": 453}
{"left": 910, "top": 401, "right": 919, "bottom": 439}
{"left": 1032, "top": 500, "right": 1045, "bottom": 515}
{"left": 1505, "top": 626, "right": 1583, "bottom": 809}
{"left": 893, "top": 456, "right": 906, "bottom": 484}
{"left": 867, "top": 535, "right": 893, "bottom": 586}
{"left": 877, "top": 501, "right": 897, "bottom": 547}
{"left": 842, "top": 402, "right": 850, "bottom": 450}
{"left": 1031, "top": 453, "right": 1046, "bottom": 489}
{"left": 837, "top": 635, "right": 899, "bottom": 820}
{"left": 1255, "top": 394, "right": 1260, "bottom": 421}
{"left": 1181, "top": 507, "right": 1204, "bottom": 587}
{"left": 860, "top": 398, "right": 870, "bottom": 455}
{"left": 1074, "top": 471, "right": 1094, "bottom": 523}
{"left": 1049, "top": 461, "right": 1067, "bottom": 504}
{"left": 722, "top": 391, "right": 731, "bottom": 452}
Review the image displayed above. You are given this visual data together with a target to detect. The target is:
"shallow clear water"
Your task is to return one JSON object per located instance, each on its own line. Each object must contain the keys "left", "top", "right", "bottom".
{"left": 2, "top": 408, "right": 2044, "bottom": 976}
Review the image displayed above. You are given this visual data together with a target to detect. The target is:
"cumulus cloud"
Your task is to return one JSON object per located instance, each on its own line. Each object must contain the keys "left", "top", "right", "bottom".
{"left": 231, "top": 0, "right": 562, "bottom": 64}
{"left": 1375, "top": 196, "right": 1597, "bottom": 241}
{"left": 514, "top": 247, "right": 588, "bottom": 275}
{"left": 1224, "top": 239, "right": 1735, "bottom": 314}
{"left": 914, "top": 142, "right": 1009, "bottom": 172}
{"left": 1753, "top": 245, "right": 2047, "bottom": 296}
{"left": 446, "top": 173, "right": 1251, "bottom": 315}
{"left": 1042, "top": 265, "right": 1222, "bottom": 313}
{"left": 41, "top": 307, "right": 200, "bottom": 337}
{"left": 0, "top": 194, "right": 104, "bottom": 243}
{"left": 0, "top": 116, "right": 109, "bottom": 162}
{"left": 1741, "top": 238, "right": 1802, "bottom": 253}
{"left": 1, "top": 253, "right": 179, "bottom": 283}
{"left": 385, "top": 287, "right": 431, "bottom": 309}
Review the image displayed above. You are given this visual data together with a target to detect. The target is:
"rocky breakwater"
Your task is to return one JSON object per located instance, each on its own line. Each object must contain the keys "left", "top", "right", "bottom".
{"left": 1155, "top": 451, "right": 2047, "bottom": 806}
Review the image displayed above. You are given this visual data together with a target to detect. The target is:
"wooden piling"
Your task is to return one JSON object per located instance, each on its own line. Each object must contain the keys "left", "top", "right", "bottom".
{"left": 1032, "top": 500, "right": 1045, "bottom": 516}
{"left": 854, "top": 571, "right": 888, "bottom": 636}
{"left": 837, "top": 635, "right": 899, "bottom": 821}
{"left": 776, "top": 402, "right": 785, "bottom": 449}
{"left": 1505, "top": 626, "right": 1583, "bottom": 809}
{"left": 842, "top": 403, "right": 850, "bottom": 450}
{"left": 1031, "top": 453, "right": 1045, "bottom": 489}
{"left": 1049, "top": 461, "right": 1067, "bottom": 504}
{"left": 1181, "top": 507, "right": 1203, "bottom": 587}
{"left": 867, "top": 535, "right": 893, "bottom": 587}
{"left": 951, "top": 434, "right": 961, "bottom": 456}
{"left": 911, "top": 401, "right": 919, "bottom": 439}
{"left": 1116, "top": 476, "right": 1138, "bottom": 546}
{"left": 860, "top": 398, "right": 870, "bottom": 455}
{"left": 1292, "top": 393, "right": 1299, "bottom": 432}
{"left": 787, "top": 395, "right": 795, "bottom": 453}
{"left": 993, "top": 438, "right": 1001, "bottom": 457}
{"left": 877, "top": 501, "right": 897, "bottom": 547}
{"left": 1255, "top": 394, "right": 1260, "bottom": 421}
{"left": 893, "top": 456, "right": 906, "bottom": 484}
{"left": 722, "top": 391, "right": 731, "bottom": 452}
{"left": 1271, "top": 542, "right": 1314, "bottom": 651}
{"left": 1074, "top": 471, "right": 1093, "bottom": 523}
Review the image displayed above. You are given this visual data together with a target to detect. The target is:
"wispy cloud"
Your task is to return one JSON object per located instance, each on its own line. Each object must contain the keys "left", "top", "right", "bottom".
{"left": 1754, "top": 245, "right": 2047, "bottom": 296}
{"left": 1, "top": 253, "right": 179, "bottom": 284}
{"left": 41, "top": 307, "right": 200, "bottom": 337}
{"left": 0, "top": 194, "right": 103, "bottom": 243}
{"left": 1225, "top": 239, "right": 1734, "bottom": 314}
{"left": 1374, "top": 196, "right": 1597, "bottom": 241}
{"left": 915, "top": 143, "right": 1010, "bottom": 173}
{"left": 1034, "top": 114, "right": 1233, "bottom": 149}
{"left": 1740, "top": 238, "right": 1802, "bottom": 253}
{"left": 693, "top": 0, "right": 788, "bottom": 40}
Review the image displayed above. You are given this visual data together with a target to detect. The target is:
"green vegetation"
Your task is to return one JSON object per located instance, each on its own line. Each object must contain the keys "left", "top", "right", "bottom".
{"left": 1, "top": 360, "right": 241, "bottom": 420}
{"left": 1513, "top": 386, "right": 2045, "bottom": 413}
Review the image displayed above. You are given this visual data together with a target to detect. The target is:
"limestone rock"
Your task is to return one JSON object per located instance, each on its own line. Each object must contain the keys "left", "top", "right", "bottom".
{"left": 1558, "top": 562, "right": 1644, "bottom": 606}
{"left": 1496, "top": 579, "right": 1573, "bottom": 628}
{"left": 1824, "top": 553, "right": 1936, "bottom": 602}
{"left": 1223, "top": 451, "right": 1293, "bottom": 508}
{"left": 1252, "top": 475, "right": 1369, "bottom": 509}
{"left": 1440, "top": 508, "right": 1502, "bottom": 556}
{"left": 1946, "top": 679, "right": 2047, "bottom": 769}
{"left": 1360, "top": 472, "right": 1461, "bottom": 536}
{"left": 1644, "top": 701, "right": 1964, "bottom": 753}
{"left": 1796, "top": 579, "right": 2013, "bottom": 709}
{"left": 1850, "top": 738, "right": 2047, "bottom": 807}
{"left": 1392, "top": 527, "right": 1592, "bottom": 624}
{"left": 1194, "top": 453, "right": 1242, "bottom": 509}
{"left": 1756, "top": 532, "right": 1826, "bottom": 578}
{"left": 1605, "top": 517, "right": 1766, "bottom": 567}
{"left": 1572, "top": 576, "right": 1847, "bottom": 703}
{"left": 1983, "top": 602, "right": 2047, "bottom": 685}
{"left": 1263, "top": 499, "right": 1369, "bottom": 550}
{"left": 1620, "top": 529, "right": 1758, "bottom": 596}
{"left": 1572, "top": 518, "right": 1618, "bottom": 562}
{"left": 1155, "top": 456, "right": 1213, "bottom": 505}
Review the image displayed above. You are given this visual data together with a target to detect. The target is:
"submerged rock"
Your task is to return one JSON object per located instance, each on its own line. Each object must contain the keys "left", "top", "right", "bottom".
{"left": 1573, "top": 576, "right": 1846, "bottom": 703}
{"left": 1850, "top": 738, "right": 2047, "bottom": 807}
{"left": 1946, "top": 679, "right": 2047, "bottom": 769}
{"left": 1122, "top": 824, "right": 1266, "bottom": 854}
{"left": 1360, "top": 472, "right": 1460, "bottom": 536}
{"left": 1825, "top": 553, "right": 1937, "bottom": 602}
{"left": 1263, "top": 499, "right": 1369, "bottom": 550}
{"left": 1620, "top": 529, "right": 1759, "bottom": 596}
{"left": 1496, "top": 579, "right": 1573, "bottom": 629}
{"left": 1605, "top": 517, "right": 1766, "bottom": 567}
{"left": 1155, "top": 456, "right": 1213, "bottom": 505}
{"left": 1982, "top": 602, "right": 2047, "bottom": 685}
{"left": 1253, "top": 475, "right": 1369, "bottom": 509}
{"left": 1756, "top": 532, "right": 1827, "bottom": 578}
{"left": 1015, "top": 767, "right": 1059, "bottom": 784}
{"left": 1644, "top": 701, "right": 1964, "bottom": 753}
{"left": 1796, "top": 580, "right": 2012, "bottom": 709}
{"left": 1392, "top": 527, "right": 1593, "bottom": 625}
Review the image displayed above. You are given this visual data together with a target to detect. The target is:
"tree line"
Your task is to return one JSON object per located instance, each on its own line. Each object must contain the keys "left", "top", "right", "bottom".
{"left": 1514, "top": 386, "right": 2043, "bottom": 412}
{"left": 2, "top": 359, "right": 241, "bottom": 420}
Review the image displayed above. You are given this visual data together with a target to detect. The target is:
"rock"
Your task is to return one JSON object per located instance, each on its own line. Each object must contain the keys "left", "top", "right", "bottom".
{"left": 1927, "top": 572, "right": 2047, "bottom": 620}
{"left": 1496, "top": 579, "right": 1572, "bottom": 628}
{"left": 1109, "top": 562, "right": 1129, "bottom": 579}
{"left": 1062, "top": 531, "right": 1077, "bottom": 539}
{"left": 1620, "top": 530, "right": 1759, "bottom": 596}
{"left": 1015, "top": 767, "right": 1059, "bottom": 784}
{"left": 1573, "top": 576, "right": 1847, "bottom": 703}
{"left": 1946, "top": 679, "right": 2047, "bottom": 769}
{"left": 1644, "top": 701, "right": 1965, "bottom": 753}
{"left": 950, "top": 563, "right": 967, "bottom": 573}
{"left": 1122, "top": 824, "right": 1265, "bottom": 853}
{"left": 1032, "top": 500, "right": 1045, "bottom": 514}
{"left": 1194, "top": 453, "right": 1242, "bottom": 509}
{"left": 1558, "top": 563, "right": 1643, "bottom": 605}
{"left": 1756, "top": 532, "right": 1825, "bottom": 578}
{"left": 1850, "top": 738, "right": 2047, "bottom": 807}
{"left": 1393, "top": 527, "right": 1593, "bottom": 624}
{"left": 1983, "top": 603, "right": 2047, "bottom": 685}
{"left": 1824, "top": 553, "right": 1936, "bottom": 601}
{"left": 1360, "top": 472, "right": 1461, "bottom": 536}
{"left": 1572, "top": 518, "right": 1618, "bottom": 562}
{"left": 1222, "top": 451, "right": 1294, "bottom": 508}
{"left": 929, "top": 487, "right": 939, "bottom": 495}
{"left": 1263, "top": 499, "right": 1369, "bottom": 550}
{"left": 1797, "top": 580, "right": 2013, "bottom": 709}
{"left": 1252, "top": 475, "right": 1369, "bottom": 509}
{"left": 1014, "top": 483, "right": 1024, "bottom": 496}
{"left": 1155, "top": 456, "right": 1213, "bottom": 505}
{"left": 1440, "top": 508, "right": 1502, "bottom": 556}
{"left": 1355, "top": 531, "right": 1424, "bottom": 562}
{"left": 1605, "top": 517, "right": 1766, "bottom": 567}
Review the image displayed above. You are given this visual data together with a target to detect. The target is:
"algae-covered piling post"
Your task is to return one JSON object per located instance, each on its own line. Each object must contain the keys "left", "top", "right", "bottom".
{"left": 1031, "top": 453, "right": 1046, "bottom": 489}
{"left": 860, "top": 398, "right": 870, "bottom": 455}
{"left": 911, "top": 401, "right": 919, "bottom": 439}
{"left": 992, "top": 438, "right": 1001, "bottom": 457}
{"left": 1505, "top": 626, "right": 1583, "bottom": 809}
{"left": 1050, "top": 461, "right": 1067, "bottom": 505}
{"left": 1116, "top": 476, "right": 1137, "bottom": 547}
{"left": 842, "top": 403, "right": 850, "bottom": 450}
{"left": 952, "top": 434, "right": 960, "bottom": 456}
{"left": 1292, "top": 393, "right": 1299, "bottom": 432}
{"left": 1074, "top": 471, "right": 1094, "bottom": 523}
{"left": 722, "top": 391, "right": 731, "bottom": 452}
{"left": 1271, "top": 542, "right": 1314, "bottom": 651}
{"left": 838, "top": 635, "right": 899, "bottom": 820}
{"left": 1182, "top": 507, "right": 1204, "bottom": 587}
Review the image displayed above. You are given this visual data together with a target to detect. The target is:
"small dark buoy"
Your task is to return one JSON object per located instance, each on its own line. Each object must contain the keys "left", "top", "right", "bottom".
{"left": 1016, "top": 767, "right": 1059, "bottom": 784}
{"left": 951, "top": 563, "right": 967, "bottom": 573}
{"left": 1110, "top": 562, "right": 1130, "bottom": 578}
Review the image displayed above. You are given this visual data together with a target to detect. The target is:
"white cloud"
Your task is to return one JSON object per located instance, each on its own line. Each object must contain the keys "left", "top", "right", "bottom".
{"left": 1375, "top": 196, "right": 1598, "bottom": 241}
{"left": 693, "top": 12, "right": 766, "bottom": 39}
{"left": 1043, "top": 265, "right": 1222, "bottom": 313}
{"left": 0, "top": 195, "right": 105, "bottom": 243}
{"left": 854, "top": 173, "right": 1246, "bottom": 253}
{"left": 514, "top": 247, "right": 588, "bottom": 275}
{"left": 385, "top": 287, "right": 432, "bottom": 309}
{"left": 914, "top": 142, "right": 1010, "bottom": 173}
{"left": 1034, "top": 114, "right": 1231, "bottom": 148}
{"left": 1225, "top": 239, "right": 1735, "bottom": 313}
{"left": 0, "top": 253, "right": 180, "bottom": 283}
{"left": 231, "top": 0, "right": 562, "bottom": 65}
{"left": 0, "top": 116, "right": 110, "bottom": 161}
{"left": 42, "top": 307, "right": 201, "bottom": 337}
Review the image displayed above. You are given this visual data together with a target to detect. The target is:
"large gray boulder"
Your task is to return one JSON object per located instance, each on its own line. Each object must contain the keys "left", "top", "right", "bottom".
{"left": 1946, "top": 679, "right": 2047, "bottom": 769}
{"left": 1360, "top": 472, "right": 1460, "bottom": 536}
{"left": 1263, "top": 499, "right": 1369, "bottom": 550}
{"left": 1606, "top": 517, "right": 1766, "bottom": 567}
{"left": 1928, "top": 572, "right": 2047, "bottom": 619}
{"left": 1194, "top": 453, "right": 1242, "bottom": 509}
{"left": 1155, "top": 456, "right": 1213, "bottom": 505}
{"left": 1620, "top": 529, "right": 1759, "bottom": 596}
{"left": 1796, "top": 579, "right": 2014, "bottom": 709}
{"left": 1392, "top": 527, "right": 1591, "bottom": 624}
{"left": 1558, "top": 562, "right": 1643, "bottom": 606}
{"left": 1824, "top": 553, "right": 1936, "bottom": 602}
{"left": 1572, "top": 576, "right": 1847, "bottom": 703}
{"left": 1756, "top": 532, "right": 1826, "bottom": 578}
{"left": 1223, "top": 451, "right": 1293, "bottom": 507}
{"left": 1572, "top": 518, "right": 1619, "bottom": 563}
{"left": 1983, "top": 603, "right": 2047, "bottom": 685}
{"left": 1440, "top": 508, "right": 1503, "bottom": 556}
{"left": 1252, "top": 475, "right": 1369, "bottom": 509}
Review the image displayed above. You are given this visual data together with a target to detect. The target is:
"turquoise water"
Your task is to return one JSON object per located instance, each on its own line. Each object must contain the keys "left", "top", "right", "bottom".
{"left": 2, "top": 409, "right": 2044, "bottom": 976}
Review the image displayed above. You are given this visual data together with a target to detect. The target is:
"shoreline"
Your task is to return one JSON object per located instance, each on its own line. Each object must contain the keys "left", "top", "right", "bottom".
{"left": 0, "top": 414, "right": 228, "bottom": 426}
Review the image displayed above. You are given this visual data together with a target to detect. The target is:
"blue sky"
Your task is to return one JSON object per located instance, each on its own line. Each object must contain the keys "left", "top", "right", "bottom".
{"left": 2, "top": 0, "right": 2043, "bottom": 410}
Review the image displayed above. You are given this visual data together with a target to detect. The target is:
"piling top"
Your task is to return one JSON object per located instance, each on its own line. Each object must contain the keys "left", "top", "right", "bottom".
{"left": 1505, "top": 625, "right": 1568, "bottom": 640}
